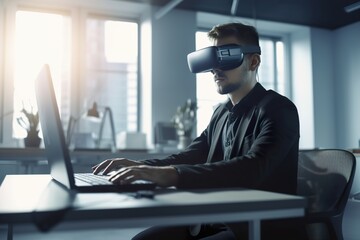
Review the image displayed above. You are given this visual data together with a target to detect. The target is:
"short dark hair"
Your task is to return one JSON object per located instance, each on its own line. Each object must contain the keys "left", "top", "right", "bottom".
{"left": 208, "top": 22, "right": 259, "bottom": 46}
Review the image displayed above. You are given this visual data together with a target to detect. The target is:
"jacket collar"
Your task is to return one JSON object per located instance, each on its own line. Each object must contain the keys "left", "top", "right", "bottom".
{"left": 225, "top": 83, "right": 267, "bottom": 115}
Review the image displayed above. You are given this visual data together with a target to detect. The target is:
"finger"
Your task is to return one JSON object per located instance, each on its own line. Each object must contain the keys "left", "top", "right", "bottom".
{"left": 109, "top": 168, "right": 134, "bottom": 184}
{"left": 93, "top": 160, "right": 113, "bottom": 174}
{"left": 109, "top": 167, "right": 128, "bottom": 181}
{"left": 112, "top": 174, "right": 136, "bottom": 185}
{"left": 108, "top": 167, "right": 127, "bottom": 181}
{"left": 102, "top": 160, "right": 123, "bottom": 175}
{"left": 92, "top": 161, "right": 106, "bottom": 174}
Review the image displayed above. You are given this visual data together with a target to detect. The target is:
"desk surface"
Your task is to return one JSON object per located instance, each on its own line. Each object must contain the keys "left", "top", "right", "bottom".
{"left": 0, "top": 174, "right": 306, "bottom": 231}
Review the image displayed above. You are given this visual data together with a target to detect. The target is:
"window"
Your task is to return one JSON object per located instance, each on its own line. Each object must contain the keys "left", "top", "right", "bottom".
{"left": 3, "top": 3, "right": 140, "bottom": 147}
{"left": 13, "top": 10, "right": 71, "bottom": 138}
{"left": 81, "top": 17, "right": 138, "bottom": 146}
{"left": 195, "top": 31, "right": 287, "bottom": 135}
{"left": 257, "top": 37, "right": 286, "bottom": 95}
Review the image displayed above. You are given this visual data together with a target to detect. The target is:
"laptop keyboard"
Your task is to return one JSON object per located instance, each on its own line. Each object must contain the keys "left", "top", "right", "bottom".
{"left": 75, "top": 173, "right": 113, "bottom": 186}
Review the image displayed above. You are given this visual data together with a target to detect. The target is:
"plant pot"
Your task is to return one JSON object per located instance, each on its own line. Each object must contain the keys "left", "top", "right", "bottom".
{"left": 24, "top": 131, "right": 41, "bottom": 148}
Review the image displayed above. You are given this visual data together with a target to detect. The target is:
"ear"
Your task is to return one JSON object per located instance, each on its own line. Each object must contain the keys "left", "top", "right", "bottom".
{"left": 248, "top": 54, "right": 261, "bottom": 71}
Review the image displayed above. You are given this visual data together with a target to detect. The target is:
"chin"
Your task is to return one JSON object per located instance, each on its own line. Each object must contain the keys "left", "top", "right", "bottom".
{"left": 217, "top": 85, "right": 234, "bottom": 95}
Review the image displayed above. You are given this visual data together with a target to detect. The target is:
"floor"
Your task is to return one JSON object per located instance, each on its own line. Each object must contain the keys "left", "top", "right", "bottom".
{"left": 343, "top": 198, "right": 360, "bottom": 240}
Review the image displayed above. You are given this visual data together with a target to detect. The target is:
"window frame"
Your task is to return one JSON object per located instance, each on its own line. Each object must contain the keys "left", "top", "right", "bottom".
{"left": 0, "top": 0, "right": 145, "bottom": 146}
{"left": 78, "top": 14, "right": 141, "bottom": 135}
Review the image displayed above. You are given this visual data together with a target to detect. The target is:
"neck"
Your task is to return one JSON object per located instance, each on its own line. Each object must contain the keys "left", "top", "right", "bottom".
{"left": 228, "top": 79, "right": 257, "bottom": 105}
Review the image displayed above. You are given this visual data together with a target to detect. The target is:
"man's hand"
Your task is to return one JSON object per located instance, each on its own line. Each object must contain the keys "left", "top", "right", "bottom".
{"left": 92, "top": 158, "right": 141, "bottom": 175}
{"left": 109, "top": 165, "right": 179, "bottom": 188}
{"left": 92, "top": 158, "right": 179, "bottom": 187}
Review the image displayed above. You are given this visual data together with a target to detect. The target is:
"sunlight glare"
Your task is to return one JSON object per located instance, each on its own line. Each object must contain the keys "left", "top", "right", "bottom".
{"left": 105, "top": 21, "right": 138, "bottom": 63}
{"left": 14, "top": 10, "right": 70, "bottom": 137}
{"left": 15, "top": 11, "right": 65, "bottom": 107}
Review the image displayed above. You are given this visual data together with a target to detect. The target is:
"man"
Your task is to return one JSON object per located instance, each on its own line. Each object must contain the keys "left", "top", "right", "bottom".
{"left": 93, "top": 22, "right": 302, "bottom": 239}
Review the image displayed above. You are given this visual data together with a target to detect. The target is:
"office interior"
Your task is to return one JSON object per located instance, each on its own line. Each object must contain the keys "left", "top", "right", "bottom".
{"left": 1, "top": 0, "right": 360, "bottom": 239}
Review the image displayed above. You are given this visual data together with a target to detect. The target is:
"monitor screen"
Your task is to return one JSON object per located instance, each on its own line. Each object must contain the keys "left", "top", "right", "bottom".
{"left": 154, "top": 122, "right": 178, "bottom": 145}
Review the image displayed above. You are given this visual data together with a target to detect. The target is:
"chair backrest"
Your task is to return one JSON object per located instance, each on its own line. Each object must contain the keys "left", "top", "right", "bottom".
{"left": 297, "top": 149, "right": 356, "bottom": 215}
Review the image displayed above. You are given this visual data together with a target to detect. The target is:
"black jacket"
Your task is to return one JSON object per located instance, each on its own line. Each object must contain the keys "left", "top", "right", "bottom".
{"left": 145, "top": 83, "right": 300, "bottom": 195}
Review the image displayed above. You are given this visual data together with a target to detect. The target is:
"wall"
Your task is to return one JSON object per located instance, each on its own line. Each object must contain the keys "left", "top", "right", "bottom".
{"left": 308, "top": 21, "right": 360, "bottom": 149}
{"left": 142, "top": 8, "right": 197, "bottom": 146}
{"left": 334, "top": 22, "right": 360, "bottom": 149}
{"left": 310, "top": 28, "right": 337, "bottom": 148}
{"left": 290, "top": 28, "right": 315, "bottom": 149}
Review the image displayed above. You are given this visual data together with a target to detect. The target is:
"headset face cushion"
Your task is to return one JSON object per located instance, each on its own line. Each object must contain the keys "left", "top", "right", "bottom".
{"left": 187, "top": 44, "right": 261, "bottom": 73}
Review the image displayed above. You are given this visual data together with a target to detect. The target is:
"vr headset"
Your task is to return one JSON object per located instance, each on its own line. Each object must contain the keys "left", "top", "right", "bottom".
{"left": 187, "top": 44, "right": 261, "bottom": 73}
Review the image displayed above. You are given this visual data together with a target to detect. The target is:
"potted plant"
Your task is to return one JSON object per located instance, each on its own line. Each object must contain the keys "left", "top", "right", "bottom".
{"left": 17, "top": 106, "right": 41, "bottom": 148}
{"left": 171, "top": 99, "right": 197, "bottom": 149}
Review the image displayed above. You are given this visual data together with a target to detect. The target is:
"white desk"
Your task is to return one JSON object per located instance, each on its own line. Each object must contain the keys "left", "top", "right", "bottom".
{"left": 0, "top": 175, "right": 306, "bottom": 240}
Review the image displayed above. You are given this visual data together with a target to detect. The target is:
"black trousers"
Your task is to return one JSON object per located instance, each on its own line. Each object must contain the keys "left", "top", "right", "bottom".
{"left": 132, "top": 218, "right": 308, "bottom": 240}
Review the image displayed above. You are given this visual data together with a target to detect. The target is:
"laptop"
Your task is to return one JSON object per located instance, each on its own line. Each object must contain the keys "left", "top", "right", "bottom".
{"left": 34, "top": 64, "right": 156, "bottom": 192}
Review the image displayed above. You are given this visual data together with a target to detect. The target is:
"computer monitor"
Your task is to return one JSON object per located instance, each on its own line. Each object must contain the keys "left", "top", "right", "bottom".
{"left": 154, "top": 122, "right": 178, "bottom": 146}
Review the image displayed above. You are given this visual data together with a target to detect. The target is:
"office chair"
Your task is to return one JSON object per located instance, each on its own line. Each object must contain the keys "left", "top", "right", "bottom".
{"left": 297, "top": 149, "right": 356, "bottom": 240}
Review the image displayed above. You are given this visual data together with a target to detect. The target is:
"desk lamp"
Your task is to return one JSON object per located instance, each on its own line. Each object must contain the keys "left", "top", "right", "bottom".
{"left": 87, "top": 102, "right": 117, "bottom": 152}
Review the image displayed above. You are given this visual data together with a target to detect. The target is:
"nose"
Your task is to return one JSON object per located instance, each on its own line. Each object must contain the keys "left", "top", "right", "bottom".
{"left": 211, "top": 68, "right": 221, "bottom": 75}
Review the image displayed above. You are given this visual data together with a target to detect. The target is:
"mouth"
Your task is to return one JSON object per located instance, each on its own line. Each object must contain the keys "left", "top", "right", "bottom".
{"left": 215, "top": 77, "right": 226, "bottom": 83}
{"left": 213, "top": 70, "right": 226, "bottom": 83}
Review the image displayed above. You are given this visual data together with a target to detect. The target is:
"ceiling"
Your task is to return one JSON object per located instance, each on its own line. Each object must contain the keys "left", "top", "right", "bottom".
{"left": 128, "top": 0, "right": 360, "bottom": 30}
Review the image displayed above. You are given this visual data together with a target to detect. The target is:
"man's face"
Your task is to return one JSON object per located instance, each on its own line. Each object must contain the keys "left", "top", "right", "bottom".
{"left": 212, "top": 36, "right": 251, "bottom": 95}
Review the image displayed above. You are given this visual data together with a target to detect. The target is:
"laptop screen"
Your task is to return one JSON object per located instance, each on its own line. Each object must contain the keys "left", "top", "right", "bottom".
{"left": 35, "top": 64, "right": 75, "bottom": 189}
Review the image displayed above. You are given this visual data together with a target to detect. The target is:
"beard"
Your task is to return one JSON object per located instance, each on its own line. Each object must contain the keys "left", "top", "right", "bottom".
{"left": 216, "top": 81, "right": 242, "bottom": 95}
